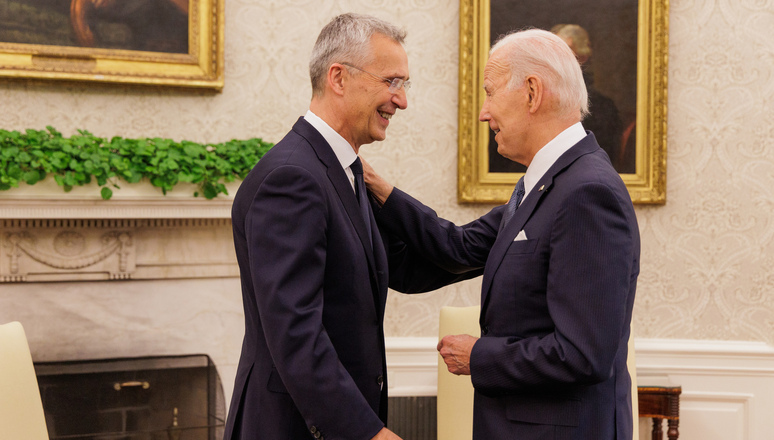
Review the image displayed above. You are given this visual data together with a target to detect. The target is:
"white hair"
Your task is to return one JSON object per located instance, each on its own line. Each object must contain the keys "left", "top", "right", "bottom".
{"left": 309, "top": 13, "right": 406, "bottom": 97}
{"left": 491, "top": 28, "right": 589, "bottom": 119}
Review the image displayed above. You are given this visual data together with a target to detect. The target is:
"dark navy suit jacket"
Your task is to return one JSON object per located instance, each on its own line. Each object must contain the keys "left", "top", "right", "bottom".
{"left": 377, "top": 133, "right": 640, "bottom": 440}
{"left": 224, "top": 118, "right": 475, "bottom": 440}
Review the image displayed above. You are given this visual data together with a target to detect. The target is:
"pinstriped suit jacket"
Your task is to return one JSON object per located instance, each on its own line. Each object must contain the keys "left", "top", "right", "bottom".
{"left": 377, "top": 132, "right": 640, "bottom": 440}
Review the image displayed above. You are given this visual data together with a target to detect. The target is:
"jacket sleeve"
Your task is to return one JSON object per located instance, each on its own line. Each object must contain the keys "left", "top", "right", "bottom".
{"left": 385, "top": 234, "right": 485, "bottom": 294}
{"left": 246, "top": 164, "right": 384, "bottom": 440}
{"left": 376, "top": 187, "right": 503, "bottom": 274}
{"left": 470, "top": 181, "right": 637, "bottom": 393}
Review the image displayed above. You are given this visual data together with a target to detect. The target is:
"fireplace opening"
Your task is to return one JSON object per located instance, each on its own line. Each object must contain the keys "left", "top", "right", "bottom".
{"left": 34, "top": 354, "right": 225, "bottom": 440}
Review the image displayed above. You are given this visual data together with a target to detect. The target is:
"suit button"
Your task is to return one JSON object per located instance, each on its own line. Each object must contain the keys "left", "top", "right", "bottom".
{"left": 310, "top": 426, "right": 317, "bottom": 433}
{"left": 314, "top": 432, "right": 321, "bottom": 439}
{"left": 482, "top": 326, "right": 489, "bottom": 335}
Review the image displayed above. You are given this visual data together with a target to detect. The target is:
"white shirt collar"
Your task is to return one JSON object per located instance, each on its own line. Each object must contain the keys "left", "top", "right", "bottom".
{"left": 522, "top": 122, "right": 586, "bottom": 201}
{"left": 304, "top": 110, "right": 358, "bottom": 192}
{"left": 304, "top": 110, "right": 358, "bottom": 170}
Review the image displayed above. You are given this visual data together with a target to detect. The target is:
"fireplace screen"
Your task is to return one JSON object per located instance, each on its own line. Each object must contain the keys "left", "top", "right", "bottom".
{"left": 34, "top": 354, "right": 225, "bottom": 440}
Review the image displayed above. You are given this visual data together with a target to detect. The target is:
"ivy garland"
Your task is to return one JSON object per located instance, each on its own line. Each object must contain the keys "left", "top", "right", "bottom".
{"left": 0, "top": 127, "right": 273, "bottom": 200}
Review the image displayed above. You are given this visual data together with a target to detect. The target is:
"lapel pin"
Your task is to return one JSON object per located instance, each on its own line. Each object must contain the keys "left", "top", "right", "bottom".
{"left": 539, "top": 185, "right": 545, "bottom": 192}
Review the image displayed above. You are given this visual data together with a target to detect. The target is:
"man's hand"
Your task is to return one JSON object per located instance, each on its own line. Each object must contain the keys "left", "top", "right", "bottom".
{"left": 360, "top": 156, "right": 394, "bottom": 206}
{"left": 437, "top": 334, "right": 479, "bottom": 376}
{"left": 371, "top": 427, "right": 403, "bottom": 440}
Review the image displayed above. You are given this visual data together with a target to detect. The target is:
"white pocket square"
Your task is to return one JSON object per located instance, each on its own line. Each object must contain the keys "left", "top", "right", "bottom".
{"left": 514, "top": 230, "right": 528, "bottom": 241}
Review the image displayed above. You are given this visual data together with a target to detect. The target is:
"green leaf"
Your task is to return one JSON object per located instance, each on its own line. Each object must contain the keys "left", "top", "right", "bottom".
{"left": 17, "top": 151, "right": 32, "bottom": 163}
{"left": 23, "top": 170, "right": 42, "bottom": 185}
{"left": 183, "top": 143, "right": 206, "bottom": 158}
{"left": 1, "top": 147, "right": 19, "bottom": 158}
{"left": 202, "top": 182, "right": 217, "bottom": 199}
{"left": 100, "top": 186, "right": 113, "bottom": 200}
{"left": 7, "top": 165, "right": 22, "bottom": 179}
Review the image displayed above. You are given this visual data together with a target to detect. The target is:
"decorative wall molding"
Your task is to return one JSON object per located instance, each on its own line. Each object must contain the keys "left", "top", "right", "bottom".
{"left": 0, "top": 179, "right": 240, "bottom": 219}
{"left": 0, "top": 219, "right": 237, "bottom": 282}
{"left": 0, "top": 199, "right": 235, "bottom": 219}
{"left": 386, "top": 337, "right": 439, "bottom": 397}
{"left": 385, "top": 337, "right": 774, "bottom": 440}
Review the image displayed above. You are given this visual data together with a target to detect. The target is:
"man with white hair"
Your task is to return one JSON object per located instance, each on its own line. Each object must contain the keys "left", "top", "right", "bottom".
{"left": 366, "top": 28, "right": 640, "bottom": 439}
{"left": 225, "top": 13, "right": 470, "bottom": 440}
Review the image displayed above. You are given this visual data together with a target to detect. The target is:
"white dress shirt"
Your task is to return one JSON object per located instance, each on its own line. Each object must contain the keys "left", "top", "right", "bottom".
{"left": 520, "top": 122, "right": 587, "bottom": 205}
{"left": 304, "top": 110, "right": 359, "bottom": 192}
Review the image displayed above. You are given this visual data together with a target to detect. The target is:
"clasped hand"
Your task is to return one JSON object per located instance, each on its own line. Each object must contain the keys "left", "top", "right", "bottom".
{"left": 437, "top": 334, "right": 479, "bottom": 376}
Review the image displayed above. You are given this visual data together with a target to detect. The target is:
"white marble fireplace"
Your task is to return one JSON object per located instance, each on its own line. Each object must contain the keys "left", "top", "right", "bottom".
{"left": 0, "top": 181, "right": 245, "bottom": 406}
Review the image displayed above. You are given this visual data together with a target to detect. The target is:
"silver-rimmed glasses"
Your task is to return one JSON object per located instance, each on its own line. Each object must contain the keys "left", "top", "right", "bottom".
{"left": 341, "top": 62, "right": 411, "bottom": 94}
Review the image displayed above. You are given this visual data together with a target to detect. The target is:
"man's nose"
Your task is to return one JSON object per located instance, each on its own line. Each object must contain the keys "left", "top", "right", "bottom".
{"left": 392, "top": 88, "right": 408, "bottom": 110}
{"left": 479, "top": 107, "right": 490, "bottom": 122}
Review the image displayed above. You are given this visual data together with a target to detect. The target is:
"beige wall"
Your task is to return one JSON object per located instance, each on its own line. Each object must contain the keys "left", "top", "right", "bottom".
{"left": 1, "top": 0, "right": 773, "bottom": 349}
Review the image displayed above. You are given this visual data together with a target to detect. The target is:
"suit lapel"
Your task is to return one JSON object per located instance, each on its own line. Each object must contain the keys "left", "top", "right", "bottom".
{"left": 292, "top": 118, "right": 386, "bottom": 312}
{"left": 479, "top": 134, "right": 600, "bottom": 320}
{"left": 370, "top": 201, "right": 389, "bottom": 311}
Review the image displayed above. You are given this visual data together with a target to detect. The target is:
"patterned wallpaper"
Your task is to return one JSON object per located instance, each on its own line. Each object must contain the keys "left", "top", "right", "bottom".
{"left": 1, "top": 0, "right": 773, "bottom": 343}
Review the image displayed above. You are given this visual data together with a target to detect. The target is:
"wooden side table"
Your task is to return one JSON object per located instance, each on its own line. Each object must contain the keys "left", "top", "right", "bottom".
{"left": 637, "top": 385, "right": 682, "bottom": 440}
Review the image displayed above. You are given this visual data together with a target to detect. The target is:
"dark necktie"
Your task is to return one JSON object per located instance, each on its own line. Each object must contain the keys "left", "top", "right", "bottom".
{"left": 350, "top": 158, "right": 373, "bottom": 246}
{"left": 500, "top": 176, "right": 525, "bottom": 229}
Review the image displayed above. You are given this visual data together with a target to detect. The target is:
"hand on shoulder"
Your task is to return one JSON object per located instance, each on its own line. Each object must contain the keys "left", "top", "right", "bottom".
{"left": 360, "top": 156, "right": 394, "bottom": 206}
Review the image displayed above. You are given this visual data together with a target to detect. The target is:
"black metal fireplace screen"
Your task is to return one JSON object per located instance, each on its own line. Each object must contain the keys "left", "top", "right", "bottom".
{"left": 34, "top": 354, "right": 225, "bottom": 440}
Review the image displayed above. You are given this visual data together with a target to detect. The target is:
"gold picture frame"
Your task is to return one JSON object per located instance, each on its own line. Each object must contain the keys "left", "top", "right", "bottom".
{"left": 458, "top": 0, "right": 668, "bottom": 204}
{"left": 0, "top": 0, "right": 223, "bottom": 90}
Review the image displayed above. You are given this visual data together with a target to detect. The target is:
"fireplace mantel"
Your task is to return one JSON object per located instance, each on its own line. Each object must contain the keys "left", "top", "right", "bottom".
{"left": 0, "top": 179, "right": 241, "bottom": 283}
{"left": 0, "top": 178, "right": 241, "bottom": 219}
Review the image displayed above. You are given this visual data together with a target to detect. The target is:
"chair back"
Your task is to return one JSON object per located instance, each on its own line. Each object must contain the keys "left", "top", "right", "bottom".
{"left": 437, "top": 306, "right": 480, "bottom": 440}
{"left": 0, "top": 321, "right": 49, "bottom": 440}
{"left": 628, "top": 323, "right": 640, "bottom": 440}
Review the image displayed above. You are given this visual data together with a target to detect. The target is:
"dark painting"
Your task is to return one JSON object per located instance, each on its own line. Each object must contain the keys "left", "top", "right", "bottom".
{"left": 487, "top": 0, "right": 638, "bottom": 174}
{"left": 0, "top": 0, "right": 189, "bottom": 54}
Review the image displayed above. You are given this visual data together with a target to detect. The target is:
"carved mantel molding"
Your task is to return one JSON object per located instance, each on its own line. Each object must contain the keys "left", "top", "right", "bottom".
{"left": 0, "top": 179, "right": 240, "bottom": 219}
{"left": 1, "top": 219, "right": 237, "bottom": 283}
{"left": 0, "top": 181, "right": 241, "bottom": 282}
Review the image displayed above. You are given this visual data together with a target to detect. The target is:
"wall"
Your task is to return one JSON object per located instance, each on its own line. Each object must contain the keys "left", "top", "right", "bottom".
{"left": 2, "top": 0, "right": 774, "bottom": 438}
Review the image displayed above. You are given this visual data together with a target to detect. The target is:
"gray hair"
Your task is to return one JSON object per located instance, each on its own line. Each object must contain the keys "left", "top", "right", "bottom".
{"left": 310, "top": 13, "right": 406, "bottom": 97}
{"left": 491, "top": 28, "right": 589, "bottom": 119}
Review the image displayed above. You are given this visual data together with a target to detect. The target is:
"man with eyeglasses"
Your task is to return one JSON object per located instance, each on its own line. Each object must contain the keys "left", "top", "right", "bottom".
{"left": 224, "top": 12, "right": 470, "bottom": 440}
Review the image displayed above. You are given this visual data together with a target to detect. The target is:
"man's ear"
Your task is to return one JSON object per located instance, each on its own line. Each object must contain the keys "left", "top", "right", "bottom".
{"left": 328, "top": 64, "right": 347, "bottom": 97}
{"left": 525, "top": 75, "right": 543, "bottom": 113}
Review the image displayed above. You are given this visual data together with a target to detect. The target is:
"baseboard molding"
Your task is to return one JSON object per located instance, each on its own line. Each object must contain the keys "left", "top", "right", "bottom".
{"left": 385, "top": 337, "right": 438, "bottom": 397}
{"left": 385, "top": 337, "right": 774, "bottom": 439}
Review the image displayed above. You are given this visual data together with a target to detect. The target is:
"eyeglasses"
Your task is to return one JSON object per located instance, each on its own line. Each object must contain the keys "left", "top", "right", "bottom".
{"left": 341, "top": 62, "right": 411, "bottom": 94}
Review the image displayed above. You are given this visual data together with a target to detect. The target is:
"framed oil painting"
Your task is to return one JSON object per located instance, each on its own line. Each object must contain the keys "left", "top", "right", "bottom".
{"left": 458, "top": 0, "right": 668, "bottom": 204}
{"left": 0, "top": 0, "right": 223, "bottom": 90}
